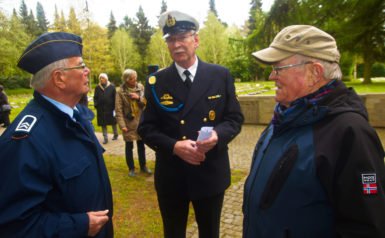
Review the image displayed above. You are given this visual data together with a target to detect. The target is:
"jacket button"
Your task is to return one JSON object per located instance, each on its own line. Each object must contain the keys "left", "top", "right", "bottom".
{"left": 203, "top": 117, "right": 207, "bottom": 122}
{"left": 180, "top": 120, "right": 185, "bottom": 125}
{"left": 182, "top": 136, "right": 187, "bottom": 140}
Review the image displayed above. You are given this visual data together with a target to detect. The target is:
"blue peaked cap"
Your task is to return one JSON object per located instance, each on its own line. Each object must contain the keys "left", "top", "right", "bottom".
{"left": 17, "top": 32, "right": 83, "bottom": 74}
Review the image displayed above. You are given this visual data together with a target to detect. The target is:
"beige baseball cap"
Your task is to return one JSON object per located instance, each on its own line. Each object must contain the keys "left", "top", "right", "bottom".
{"left": 252, "top": 25, "right": 340, "bottom": 64}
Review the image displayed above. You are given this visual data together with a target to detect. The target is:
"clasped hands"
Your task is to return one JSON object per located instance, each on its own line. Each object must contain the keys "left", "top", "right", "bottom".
{"left": 173, "top": 130, "right": 218, "bottom": 165}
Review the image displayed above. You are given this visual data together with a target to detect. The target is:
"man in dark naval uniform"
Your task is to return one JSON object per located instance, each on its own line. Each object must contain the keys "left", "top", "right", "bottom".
{"left": 0, "top": 32, "right": 113, "bottom": 238}
{"left": 138, "top": 10, "right": 244, "bottom": 238}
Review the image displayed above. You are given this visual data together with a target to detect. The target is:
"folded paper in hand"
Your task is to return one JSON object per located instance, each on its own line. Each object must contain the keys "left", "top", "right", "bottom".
{"left": 197, "top": 126, "right": 213, "bottom": 141}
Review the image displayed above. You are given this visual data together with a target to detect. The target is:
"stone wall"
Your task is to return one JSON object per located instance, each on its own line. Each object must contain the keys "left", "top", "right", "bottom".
{"left": 239, "top": 93, "right": 385, "bottom": 128}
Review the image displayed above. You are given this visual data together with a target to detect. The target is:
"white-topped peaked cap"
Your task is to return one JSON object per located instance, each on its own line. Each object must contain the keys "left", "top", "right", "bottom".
{"left": 158, "top": 10, "right": 199, "bottom": 38}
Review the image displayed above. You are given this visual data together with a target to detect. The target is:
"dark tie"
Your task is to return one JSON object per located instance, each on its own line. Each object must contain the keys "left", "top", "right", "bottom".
{"left": 183, "top": 70, "right": 192, "bottom": 89}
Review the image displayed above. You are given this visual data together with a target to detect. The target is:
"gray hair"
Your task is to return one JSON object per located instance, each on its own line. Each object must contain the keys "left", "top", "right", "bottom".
{"left": 31, "top": 58, "right": 68, "bottom": 89}
{"left": 122, "top": 69, "right": 137, "bottom": 82}
{"left": 296, "top": 55, "right": 342, "bottom": 80}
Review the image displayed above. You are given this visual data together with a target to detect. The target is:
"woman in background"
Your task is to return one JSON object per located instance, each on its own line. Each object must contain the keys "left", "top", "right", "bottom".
{"left": 115, "top": 69, "right": 151, "bottom": 177}
{"left": 0, "top": 85, "right": 11, "bottom": 128}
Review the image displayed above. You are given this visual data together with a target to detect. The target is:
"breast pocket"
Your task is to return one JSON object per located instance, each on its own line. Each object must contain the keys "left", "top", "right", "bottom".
{"left": 60, "top": 157, "right": 91, "bottom": 180}
{"left": 259, "top": 144, "right": 299, "bottom": 209}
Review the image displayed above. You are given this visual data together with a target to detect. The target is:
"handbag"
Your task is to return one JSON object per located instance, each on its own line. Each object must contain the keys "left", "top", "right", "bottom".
{"left": 1, "top": 104, "right": 11, "bottom": 112}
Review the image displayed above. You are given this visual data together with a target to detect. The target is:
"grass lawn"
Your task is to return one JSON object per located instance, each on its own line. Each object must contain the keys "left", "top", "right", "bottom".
{"left": 104, "top": 155, "right": 247, "bottom": 237}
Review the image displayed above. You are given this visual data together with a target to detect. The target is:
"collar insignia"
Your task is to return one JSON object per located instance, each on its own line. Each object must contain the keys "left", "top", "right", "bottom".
{"left": 161, "top": 94, "right": 173, "bottom": 100}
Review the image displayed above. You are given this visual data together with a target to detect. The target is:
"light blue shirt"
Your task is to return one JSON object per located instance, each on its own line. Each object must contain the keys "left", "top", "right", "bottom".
{"left": 41, "top": 95, "right": 77, "bottom": 120}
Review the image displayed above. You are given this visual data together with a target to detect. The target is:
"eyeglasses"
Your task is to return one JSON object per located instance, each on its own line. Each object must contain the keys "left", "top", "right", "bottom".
{"left": 271, "top": 61, "right": 313, "bottom": 76}
{"left": 165, "top": 33, "right": 195, "bottom": 44}
{"left": 61, "top": 63, "right": 87, "bottom": 71}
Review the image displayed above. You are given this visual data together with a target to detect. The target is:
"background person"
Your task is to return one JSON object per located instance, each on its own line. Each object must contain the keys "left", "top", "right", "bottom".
{"left": 0, "top": 85, "right": 11, "bottom": 127}
{"left": 115, "top": 69, "right": 151, "bottom": 177}
{"left": 0, "top": 32, "right": 113, "bottom": 237}
{"left": 242, "top": 25, "right": 385, "bottom": 238}
{"left": 138, "top": 10, "right": 244, "bottom": 238}
{"left": 94, "top": 73, "right": 118, "bottom": 144}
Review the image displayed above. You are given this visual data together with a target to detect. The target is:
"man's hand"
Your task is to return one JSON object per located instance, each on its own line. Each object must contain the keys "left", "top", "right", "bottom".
{"left": 87, "top": 210, "right": 109, "bottom": 237}
{"left": 173, "top": 140, "right": 205, "bottom": 165}
{"left": 196, "top": 130, "right": 218, "bottom": 154}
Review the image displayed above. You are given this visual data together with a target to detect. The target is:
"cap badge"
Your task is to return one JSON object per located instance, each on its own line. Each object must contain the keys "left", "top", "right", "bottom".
{"left": 361, "top": 173, "right": 378, "bottom": 195}
{"left": 166, "top": 15, "right": 176, "bottom": 27}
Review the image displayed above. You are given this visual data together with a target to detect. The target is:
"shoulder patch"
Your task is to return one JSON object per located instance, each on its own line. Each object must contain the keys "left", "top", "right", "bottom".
{"left": 12, "top": 115, "right": 37, "bottom": 139}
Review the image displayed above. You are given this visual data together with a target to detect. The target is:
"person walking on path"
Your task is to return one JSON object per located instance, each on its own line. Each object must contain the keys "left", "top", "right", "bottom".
{"left": 138, "top": 10, "right": 244, "bottom": 238}
{"left": 0, "top": 85, "right": 11, "bottom": 127}
{"left": 0, "top": 32, "right": 113, "bottom": 238}
{"left": 94, "top": 73, "right": 118, "bottom": 144}
{"left": 243, "top": 25, "right": 385, "bottom": 238}
{"left": 115, "top": 69, "right": 151, "bottom": 177}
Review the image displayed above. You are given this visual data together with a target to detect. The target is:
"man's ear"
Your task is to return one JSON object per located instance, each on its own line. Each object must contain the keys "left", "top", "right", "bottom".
{"left": 51, "top": 70, "right": 66, "bottom": 89}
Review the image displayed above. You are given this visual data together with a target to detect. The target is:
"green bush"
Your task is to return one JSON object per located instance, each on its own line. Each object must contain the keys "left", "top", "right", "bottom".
{"left": 0, "top": 76, "right": 30, "bottom": 89}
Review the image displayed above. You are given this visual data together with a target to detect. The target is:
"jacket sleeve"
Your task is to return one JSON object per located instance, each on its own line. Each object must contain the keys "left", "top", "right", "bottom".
{"left": 213, "top": 69, "right": 244, "bottom": 150}
{"left": 315, "top": 113, "right": 385, "bottom": 237}
{"left": 0, "top": 138, "right": 89, "bottom": 238}
{"left": 115, "top": 90, "right": 127, "bottom": 130}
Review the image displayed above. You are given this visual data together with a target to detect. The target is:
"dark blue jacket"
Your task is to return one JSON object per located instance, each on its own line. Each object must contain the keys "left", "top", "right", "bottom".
{"left": 243, "top": 82, "right": 385, "bottom": 238}
{"left": 0, "top": 91, "right": 113, "bottom": 238}
{"left": 138, "top": 60, "right": 244, "bottom": 199}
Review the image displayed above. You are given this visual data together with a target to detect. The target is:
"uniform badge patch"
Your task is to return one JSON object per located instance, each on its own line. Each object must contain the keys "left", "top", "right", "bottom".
{"left": 361, "top": 173, "right": 378, "bottom": 195}
{"left": 15, "top": 115, "right": 37, "bottom": 133}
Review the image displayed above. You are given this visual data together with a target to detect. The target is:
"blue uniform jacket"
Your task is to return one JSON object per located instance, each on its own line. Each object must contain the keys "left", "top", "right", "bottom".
{"left": 138, "top": 60, "right": 244, "bottom": 199}
{"left": 0, "top": 91, "right": 113, "bottom": 238}
{"left": 243, "top": 82, "right": 385, "bottom": 237}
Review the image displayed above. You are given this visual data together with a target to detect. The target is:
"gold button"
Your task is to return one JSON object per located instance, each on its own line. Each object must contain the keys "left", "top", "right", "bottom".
{"left": 182, "top": 136, "right": 187, "bottom": 140}
{"left": 180, "top": 120, "right": 185, "bottom": 125}
{"left": 203, "top": 118, "right": 207, "bottom": 122}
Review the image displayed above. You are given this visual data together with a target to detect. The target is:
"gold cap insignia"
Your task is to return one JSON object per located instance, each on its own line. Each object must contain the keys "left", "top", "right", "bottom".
{"left": 149, "top": 76, "right": 156, "bottom": 85}
{"left": 209, "top": 110, "right": 216, "bottom": 121}
{"left": 166, "top": 15, "right": 176, "bottom": 27}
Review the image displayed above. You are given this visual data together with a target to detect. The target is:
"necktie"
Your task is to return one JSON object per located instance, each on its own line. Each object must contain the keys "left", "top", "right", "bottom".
{"left": 183, "top": 70, "right": 192, "bottom": 89}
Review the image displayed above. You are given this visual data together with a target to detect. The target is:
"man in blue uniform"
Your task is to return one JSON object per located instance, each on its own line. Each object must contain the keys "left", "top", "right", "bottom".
{"left": 243, "top": 25, "right": 385, "bottom": 237}
{"left": 0, "top": 32, "right": 113, "bottom": 237}
{"left": 138, "top": 10, "right": 244, "bottom": 238}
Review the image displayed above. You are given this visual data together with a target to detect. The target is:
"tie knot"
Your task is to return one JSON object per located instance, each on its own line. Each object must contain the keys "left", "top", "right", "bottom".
{"left": 183, "top": 70, "right": 191, "bottom": 77}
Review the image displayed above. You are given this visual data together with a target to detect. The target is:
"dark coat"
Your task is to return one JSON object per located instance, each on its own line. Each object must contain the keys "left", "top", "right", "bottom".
{"left": 138, "top": 60, "right": 244, "bottom": 200}
{"left": 0, "top": 91, "right": 10, "bottom": 125}
{"left": 0, "top": 91, "right": 113, "bottom": 238}
{"left": 243, "top": 81, "right": 385, "bottom": 237}
{"left": 94, "top": 82, "right": 116, "bottom": 126}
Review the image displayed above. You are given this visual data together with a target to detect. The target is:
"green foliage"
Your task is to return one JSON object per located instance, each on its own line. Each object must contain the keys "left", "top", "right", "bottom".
{"left": 67, "top": 7, "right": 81, "bottom": 35}
{"left": 197, "top": 12, "right": 228, "bottom": 65}
{"left": 107, "top": 11, "right": 118, "bottom": 39}
{"left": 110, "top": 29, "right": 141, "bottom": 73}
{"left": 146, "top": 29, "right": 172, "bottom": 69}
{"left": 36, "top": 2, "right": 48, "bottom": 35}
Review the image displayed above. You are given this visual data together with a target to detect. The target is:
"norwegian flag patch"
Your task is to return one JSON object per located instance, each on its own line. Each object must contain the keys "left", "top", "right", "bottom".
{"left": 361, "top": 173, "right": 378, "bottom": 195}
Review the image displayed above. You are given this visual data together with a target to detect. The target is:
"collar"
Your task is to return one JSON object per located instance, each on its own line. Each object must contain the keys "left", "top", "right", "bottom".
{"left": 175, "top": 55, "right": 198, "bottom": 82}
{"left": 41, "top": 94, "right": 77, "bottom": 119}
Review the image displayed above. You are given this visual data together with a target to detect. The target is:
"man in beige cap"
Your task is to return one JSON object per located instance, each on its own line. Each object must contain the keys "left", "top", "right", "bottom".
{"left": 243, "top": 25, "right": 385, "bottom": 237}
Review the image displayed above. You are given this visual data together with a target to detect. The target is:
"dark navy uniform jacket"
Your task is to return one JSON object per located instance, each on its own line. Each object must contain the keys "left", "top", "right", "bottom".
{"left": 0, "top": 91, "right": 113, "bottom": 238}
{"left": 138, "top": 60, "right": 244, "bottom": 199}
